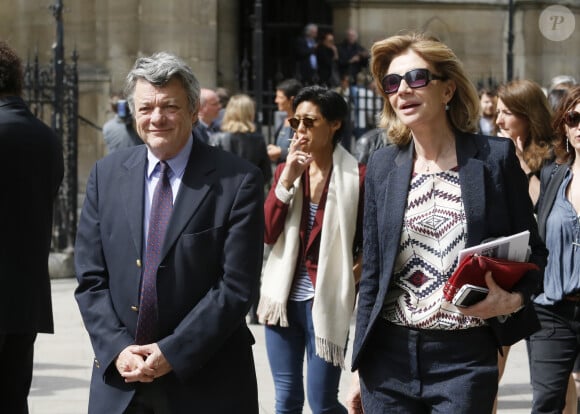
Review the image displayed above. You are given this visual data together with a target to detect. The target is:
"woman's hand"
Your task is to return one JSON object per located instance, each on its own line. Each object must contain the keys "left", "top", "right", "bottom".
{"left": 278, "top": 133, "right": 312, "bottom": 189}
{"left": 458, "top": 272, "right": 524, "bottom": 319}
{"left": 498, "top": 131, "right": 530, "bottom": 174}
{"left": 346, "top": 372, "right": 364, "bottom": 414}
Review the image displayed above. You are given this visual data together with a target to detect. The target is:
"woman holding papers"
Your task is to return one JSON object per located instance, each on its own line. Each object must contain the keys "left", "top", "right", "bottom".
{"left": 347, "top": 32, "right": 547, "bottom": 414}
{"left": 531, "top": 86, "right": 580, "bottom": 413}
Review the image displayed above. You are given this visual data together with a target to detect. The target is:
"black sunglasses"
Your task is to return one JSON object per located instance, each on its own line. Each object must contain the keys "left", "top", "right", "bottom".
{"left": 381, "top": 68, "right": 446, "bottom": 95}
{"left": 564, "top": 111, "right": 580, "bottom": 127}
{"left": 289, "top": 117, "right": 318, "bottom": 130}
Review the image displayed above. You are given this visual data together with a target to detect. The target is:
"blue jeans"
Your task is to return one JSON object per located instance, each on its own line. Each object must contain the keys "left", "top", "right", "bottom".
{"left": 265, "top": 299, "right": 347, "bottom": 414}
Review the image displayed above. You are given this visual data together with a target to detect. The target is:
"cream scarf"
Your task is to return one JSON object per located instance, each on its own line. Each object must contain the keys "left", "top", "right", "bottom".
{"left": 258, "top": 145, "right": 360, "bottom": 368}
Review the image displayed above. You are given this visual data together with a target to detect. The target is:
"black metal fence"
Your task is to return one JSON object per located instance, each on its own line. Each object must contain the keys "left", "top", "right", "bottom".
{"left": 22, "top": 50, "right": 79, "bottom": 252}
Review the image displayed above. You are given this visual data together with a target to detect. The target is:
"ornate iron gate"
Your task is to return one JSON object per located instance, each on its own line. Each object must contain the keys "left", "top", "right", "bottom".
{"left": 22, "top": 0, "right": 78, "bottom": 252}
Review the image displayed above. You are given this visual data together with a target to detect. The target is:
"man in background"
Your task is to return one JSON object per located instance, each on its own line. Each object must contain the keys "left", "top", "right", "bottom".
{"left": 211, "top": 86, "right": 230, "bottom": 131}
{"left": 0, "top": 40, "right": 64, "bottom": 414}
{"left": 193, "top": 87, "right": 221, "bottom": 143}
{"left": 478, "top": 88, "right": 497, "bottom": 136}
{"left": 337, "top": 28, "right": 369, "bottom": 83}
{"left": 295, "top": 23, "right": 319, "bottom": 85}
{"left": 102, "top": 94, "right": 142, "bottom": 153}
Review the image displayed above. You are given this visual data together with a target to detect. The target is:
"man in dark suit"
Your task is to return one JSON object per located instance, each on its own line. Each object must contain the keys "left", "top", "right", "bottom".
{"left": 295, "top": 23, "right": 319, "bottom": 85}
{"left": 0, "top": 41, "right": 64, "bottom": 413}
{"left": 74, "top": 51, "right": 264, "bottom": 414}
{"left": 192, "top": 88, "right": 221, "bottom": 144}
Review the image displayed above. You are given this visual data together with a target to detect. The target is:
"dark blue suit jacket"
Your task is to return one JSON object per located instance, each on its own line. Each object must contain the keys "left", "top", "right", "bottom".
{"left": 352, "top": 132, "right": 547, "bottom": 370}
{"left": 74, "top": 137, "right": 264, "bottom": 413}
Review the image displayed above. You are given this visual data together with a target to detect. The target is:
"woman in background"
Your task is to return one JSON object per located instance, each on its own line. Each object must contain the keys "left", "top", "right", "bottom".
{"left": 259, "top": 85, "right": 365, "bottom": 414}
{"left": 496, "top": 79, "right": 553, "bottom": 204}
{"left": 531, "top": 86, "right": 580, "bottom": 413}
{"left": 211, "top": 93, "right": 272, "bottom": 185}
{"left": 267, "top": 78, "right": 303, "bottom": 165}
{"left": 493, "top": 80, "right": 553, "bottom": 412}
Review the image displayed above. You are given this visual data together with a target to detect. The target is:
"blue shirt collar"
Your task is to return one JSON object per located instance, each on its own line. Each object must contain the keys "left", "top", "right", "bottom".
{"left": 146, "top": 134, "right": 193, "bottom": 179}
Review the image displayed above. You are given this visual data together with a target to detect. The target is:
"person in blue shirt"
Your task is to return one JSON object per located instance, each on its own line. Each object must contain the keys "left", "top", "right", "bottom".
{"left": 532, "top": 85, "right": 580, "bottom": 413}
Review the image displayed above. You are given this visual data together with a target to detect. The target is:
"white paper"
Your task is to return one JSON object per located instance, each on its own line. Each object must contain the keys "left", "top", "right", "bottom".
{"left": 458, "top": 230, "right": 531, "bottom": 263}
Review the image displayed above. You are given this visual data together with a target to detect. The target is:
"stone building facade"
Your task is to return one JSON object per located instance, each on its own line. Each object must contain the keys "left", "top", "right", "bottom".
{"left": 0, "top": 0, "right": 578, "bottom": 191}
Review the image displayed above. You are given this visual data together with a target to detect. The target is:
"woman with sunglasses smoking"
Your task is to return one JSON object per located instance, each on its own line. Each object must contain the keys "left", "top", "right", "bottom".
{"left": 258, "top": 85, "right": 365, "bottom": 414}
{"left": 530, "top": 86, "right": 580, "bottom": 412}
{"left": 347, "top": 32, "right": 546, "bottom": 414}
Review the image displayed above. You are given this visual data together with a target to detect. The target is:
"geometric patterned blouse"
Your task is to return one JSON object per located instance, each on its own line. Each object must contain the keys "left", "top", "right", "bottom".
{"left": 382, "top": 168, "right": 485, "bottom": 330}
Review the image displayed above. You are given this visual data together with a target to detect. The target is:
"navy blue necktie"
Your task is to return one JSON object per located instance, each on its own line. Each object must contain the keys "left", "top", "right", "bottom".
{"left": 135, "top": 161, "right": 173, "bottom": 345}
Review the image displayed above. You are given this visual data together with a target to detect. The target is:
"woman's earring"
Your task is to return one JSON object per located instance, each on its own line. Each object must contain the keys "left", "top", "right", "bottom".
{"left": 567, "top": 139, "right": 570, "bottom": 153}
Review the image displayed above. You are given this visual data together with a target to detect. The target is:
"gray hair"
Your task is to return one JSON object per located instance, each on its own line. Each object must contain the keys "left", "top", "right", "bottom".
{"left": 124, "top": 51, "right": 200, "bottom": 114}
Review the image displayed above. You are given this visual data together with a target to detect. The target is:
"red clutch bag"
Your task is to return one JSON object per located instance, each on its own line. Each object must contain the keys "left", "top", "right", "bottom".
{"left": 443, "top": 255, "right": 539, "bottom": 302}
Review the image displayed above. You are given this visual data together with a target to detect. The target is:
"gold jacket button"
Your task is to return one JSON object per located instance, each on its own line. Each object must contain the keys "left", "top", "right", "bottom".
{"left": 136, "top": 259, "right": 142, "bottom": 267}
{"left": 94, "top": 358, "right": 100, "bottom": 368}
{"left": 131, "top": 305, "right": 138, "bottom": 312}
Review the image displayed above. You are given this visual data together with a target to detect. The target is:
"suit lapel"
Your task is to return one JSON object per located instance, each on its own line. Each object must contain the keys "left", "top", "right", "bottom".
{"left": 381, "top": 143, "right": 414, "bottom": 283}
{"left": 455, "top": 132, "right": 486, "bottom": 247}
{"left": 160, "top": 142, "right": 214, "bottom": 259}
{"left": 119, "top": 147, "right": 148, "bottom": 257}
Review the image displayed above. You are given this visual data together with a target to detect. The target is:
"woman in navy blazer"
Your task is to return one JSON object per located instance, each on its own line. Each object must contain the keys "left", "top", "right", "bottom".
{"left": 347, "top": 33, "right": 547, "bottom": 414}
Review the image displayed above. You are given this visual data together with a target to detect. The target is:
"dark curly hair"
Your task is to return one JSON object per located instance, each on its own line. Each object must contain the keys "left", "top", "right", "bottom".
{"left": 0, "top": 41, "right": 23, "bottom": 96}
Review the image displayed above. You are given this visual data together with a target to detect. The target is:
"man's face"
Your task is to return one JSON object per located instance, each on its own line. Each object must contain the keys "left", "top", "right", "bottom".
{"left": 480, "top": 93, "right": 496, "bottom": 117}
{"left": 133, "top": 78, "right": 197, "bottom": 160}
{"left": 347, "top": 30, "right": 357, "bottom": 44}
{"left": 201, "top": 92, "right": 221, "bottom": 123}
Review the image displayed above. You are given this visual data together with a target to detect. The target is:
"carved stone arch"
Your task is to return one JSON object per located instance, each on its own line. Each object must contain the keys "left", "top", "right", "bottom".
{"left": 421, "top": 16, "right": 451, "bottom": 44}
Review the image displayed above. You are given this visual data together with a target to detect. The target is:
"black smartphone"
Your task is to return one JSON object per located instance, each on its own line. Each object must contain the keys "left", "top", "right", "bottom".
{"left": 452, "top": 284, "right": 489, "bottom": 307}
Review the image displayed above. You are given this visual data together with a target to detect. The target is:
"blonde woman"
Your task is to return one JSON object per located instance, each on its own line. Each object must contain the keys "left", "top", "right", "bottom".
{"left": 211, "top": 93, "right": 272, "bottom": 185}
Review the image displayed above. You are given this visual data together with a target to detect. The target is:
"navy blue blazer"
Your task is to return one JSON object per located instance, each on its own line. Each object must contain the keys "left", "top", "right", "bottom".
{"left": 74, "top": 138, "right": 264, "bottom": 414}
{"left": 352, "top": 132, "right": 547, "bottom": 370}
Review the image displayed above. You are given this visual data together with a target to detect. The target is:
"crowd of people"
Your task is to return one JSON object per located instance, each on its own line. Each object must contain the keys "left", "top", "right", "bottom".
{"left": 4, "top": 22, "right": 580, "bottom": 414}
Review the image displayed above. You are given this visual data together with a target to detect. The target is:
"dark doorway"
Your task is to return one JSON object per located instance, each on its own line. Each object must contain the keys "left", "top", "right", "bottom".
{"left": 238, "top": 0, "right": 333, "bottom": 89}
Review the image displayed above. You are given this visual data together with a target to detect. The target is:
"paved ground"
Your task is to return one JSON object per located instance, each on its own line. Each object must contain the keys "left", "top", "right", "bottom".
{"left": 29, "top": 278, "right": 534, "bottom": 414}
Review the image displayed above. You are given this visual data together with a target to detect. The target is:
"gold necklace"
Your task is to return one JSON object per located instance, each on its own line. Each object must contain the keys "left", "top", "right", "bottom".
{"left": 415, "top": 139, "right": 455, "bottom": 174}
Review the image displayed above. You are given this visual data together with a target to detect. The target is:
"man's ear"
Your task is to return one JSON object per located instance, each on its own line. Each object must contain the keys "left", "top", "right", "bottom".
{"left": 329, "top": 119, "right": 341, "bottom": 135}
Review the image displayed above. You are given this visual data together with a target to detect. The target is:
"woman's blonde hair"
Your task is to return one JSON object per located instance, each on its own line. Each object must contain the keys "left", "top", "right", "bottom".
{"left": 370, "top": 32, "right": 479, "bottom": 146}
{"left": 221, "top": 94, "right": 257, "bottom": 134}
{"left": 496, "top": 80, "right": 553, "bottom": 172}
